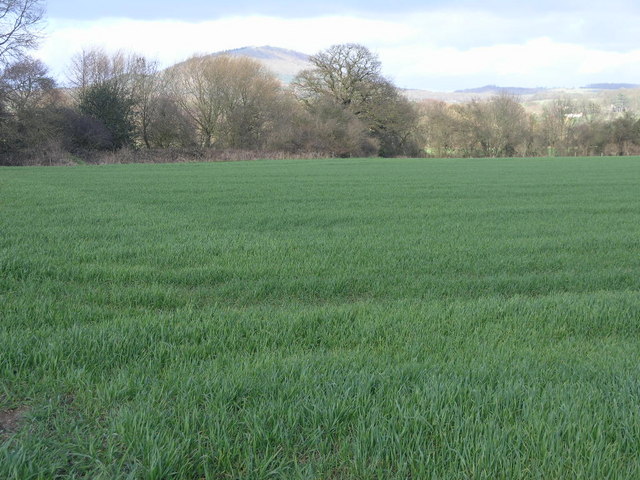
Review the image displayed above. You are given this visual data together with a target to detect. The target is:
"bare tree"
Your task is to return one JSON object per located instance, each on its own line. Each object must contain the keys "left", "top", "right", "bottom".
{"left": 0, "top": 55, "right": 54, "bottom": 113}
{"left": 68, "top": 49, "right": 143, "bottom": 149}
{"left": 608, "top": 112, "right": 639, "bottom": 156}
{"left": 0, "top": 55, "right": 62, "bottom": 164}
{"left": 418, "top": 95, "right": 532, "bottom": 158}
{"left": 292, "top": 44, "right": 419, "bottom": 156}
{"left": 485, "top": 94, "right": 531, "bottom": 157}
{"left": 539, "top": 97, "right": 577, "bottom": 155}
{"left": 145, "top": 94, "right": 196, "bottom": 148}
{"left": 165, "top": 55, "right": 225, "bottom": 148}
{"left": 68, "top": 48, "right": 128, "bottom": 97}
{"left": 221, "top": 57, "right": 283, "bottom": 149}
{"left": 418, "top": 100, "right": 457, "bottom": 157}
{"left": 166, "top": 55, "right": 283, "bottom": 149}
{"left": 68, "top": 48, "right": 171, "bottom": 149}
{"left": 0, "top": 0, "right": 44, "bottom": 64}
{"left": 292, "top": 43, "right": 383, "bottom": 111}
{"left": 129, "top": 55, "right": 161, "bottom": 149}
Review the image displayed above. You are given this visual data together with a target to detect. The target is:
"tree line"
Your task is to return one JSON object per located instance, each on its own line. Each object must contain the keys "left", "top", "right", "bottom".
{"left": 0, "top": 43, "right": 424, "bottom": 165}
{"left": 419, "top": 95, "right": 640, "bottom": 158}
{"left": 1, "top": 0, "right": 639, "bottom": 165}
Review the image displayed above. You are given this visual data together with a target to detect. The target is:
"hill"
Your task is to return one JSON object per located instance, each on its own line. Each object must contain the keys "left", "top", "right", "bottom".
{"left": 211, "top": 46, "right": 311, "bottom": 83}
{"left": 583, "top": 83, "right": 640, "bottom": 90}
{"left": 178, "top": 46, "right": 640, "bottom": 111}
{"left": 455, "top": 85, "right": 548, "bottom": 95}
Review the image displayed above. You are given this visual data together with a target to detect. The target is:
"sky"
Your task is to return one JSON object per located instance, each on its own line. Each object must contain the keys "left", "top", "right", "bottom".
{"left": 35, "top": 0, "right": 640, "bottom": 91}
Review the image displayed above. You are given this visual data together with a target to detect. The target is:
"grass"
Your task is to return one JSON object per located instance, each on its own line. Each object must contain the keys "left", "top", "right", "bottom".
{"left": 1, "top": 156, "right": 639, "bottom": 479}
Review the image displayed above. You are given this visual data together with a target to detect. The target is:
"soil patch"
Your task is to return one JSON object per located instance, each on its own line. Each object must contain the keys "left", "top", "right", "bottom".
{"left": 0, "top": 407, "right": 30, "bottom": 440}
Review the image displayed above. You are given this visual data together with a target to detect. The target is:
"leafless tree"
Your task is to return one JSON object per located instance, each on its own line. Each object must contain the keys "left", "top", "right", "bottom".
{"left": 166, "top": 55, "right": 283, "bottom": 148}
{"left": 292, "top": 44, "right": 420, "bottom": 156}
{"left": 0, "top": 0, "right": 44, "bottom": 65}
{"left": 145, "top": 94, "right": 196, "bottom": 148}
{"left": 0, "top": 55, "right": 54, "bottom": 112}
{"left": 292, "top": 43, "right": 383, "bottom": 111}
{"left": 418, "top": 100, "right": 457, "bottom": 157}
{"left": 67, "top": 48, "right": 130, "bottom": 97}
{"left": 68, "top": 48, "right": 171, "bottom": 148}
{"left": 485, "top": 94, "right": 531, "bottom": 156}
{"left": 165, "top": 55, "right": 224, "bottom": 147}
{"left": 418, "top": 95, "right": 533, "bottom": 157}
{"left": 129, "top": 55, "right": 161, "bottom": 148}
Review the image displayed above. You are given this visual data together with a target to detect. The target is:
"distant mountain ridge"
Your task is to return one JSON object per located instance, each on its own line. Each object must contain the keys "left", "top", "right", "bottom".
{"left": 456, "top": 84, "right": 640, "bottom": 95}
{"left": 193, "top": 46, "right": 640, "bottom": 100}
{"left": 582, "top": 83, "right": 640, "bottom": 90}
{"left": 455, "top": 85, "right": 548, "bottom": 95}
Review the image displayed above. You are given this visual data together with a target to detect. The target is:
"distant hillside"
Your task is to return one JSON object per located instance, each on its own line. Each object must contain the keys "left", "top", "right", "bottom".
{"left": 582, "top": 83, "right": 640, "bottom": 90}
{"left": 173, "top": 47, "right": 640, "bottom": 108}
{"left": 403, "top": 86, "right": 549, "bottom": 103}
{"left": 455, "top": 85, "right": 548, "bottom": 95}
{"left": 211, "top": 46, "right": 311, "bottom": 83}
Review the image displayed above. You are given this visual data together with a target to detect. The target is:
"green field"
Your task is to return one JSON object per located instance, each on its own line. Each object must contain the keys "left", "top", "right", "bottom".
{"left": 1, "top": 157, "right": 640, "bottom": 479}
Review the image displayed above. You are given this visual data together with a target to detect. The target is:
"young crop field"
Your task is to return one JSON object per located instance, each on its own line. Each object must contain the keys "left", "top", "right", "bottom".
{"left": 1, "top": 157, "right": 640, "bottom": 479}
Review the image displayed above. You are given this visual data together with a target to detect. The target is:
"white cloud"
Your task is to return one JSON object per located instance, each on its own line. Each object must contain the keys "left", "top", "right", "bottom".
{"left": 37, "top": 15, "right": 413, "bottom": 79}
{"left": 36, "top": 11, "right": 640, "bottom": 91}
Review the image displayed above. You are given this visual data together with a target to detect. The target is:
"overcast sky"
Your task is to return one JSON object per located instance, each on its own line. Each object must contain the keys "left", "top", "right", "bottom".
{"left": 37, "top": 0, "right": 640, "bottom": 91}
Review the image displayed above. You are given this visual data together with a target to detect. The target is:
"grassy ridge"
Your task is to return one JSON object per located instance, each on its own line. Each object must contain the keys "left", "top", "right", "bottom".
{"left": 1, "top": 157, "right": 640, "bottom": 479}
